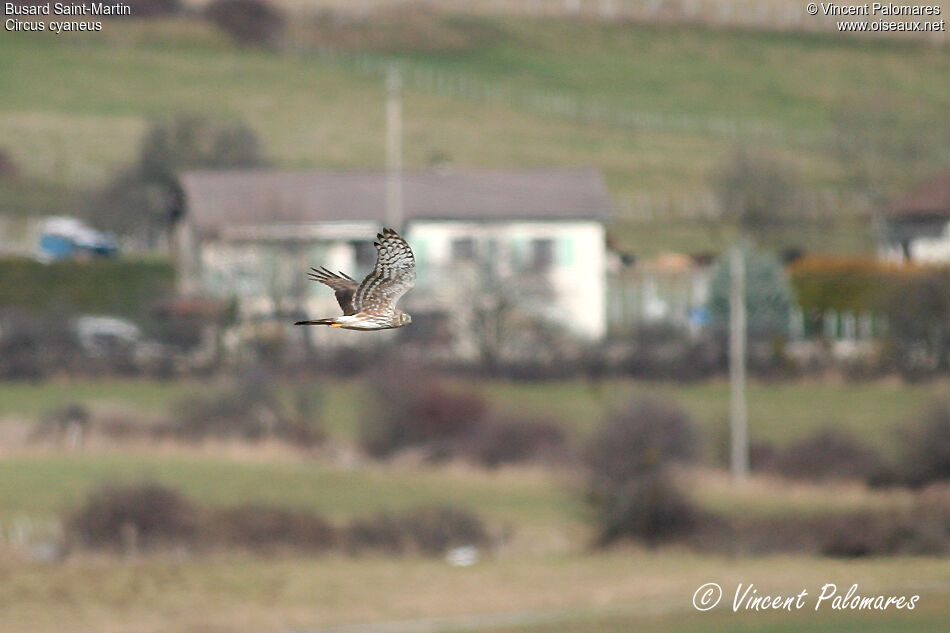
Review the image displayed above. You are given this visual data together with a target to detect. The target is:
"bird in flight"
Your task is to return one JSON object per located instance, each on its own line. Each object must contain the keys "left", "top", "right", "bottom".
{"left": 295, "top": 228, "right": 416, "bottom": 330}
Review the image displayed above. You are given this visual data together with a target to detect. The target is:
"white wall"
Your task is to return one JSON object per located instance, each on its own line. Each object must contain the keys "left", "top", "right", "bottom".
{"left": 909, "top": 221, "right": 950, "bottom": 264}
{"left": 406, "top": 220, "right": 607, "bottom": 339}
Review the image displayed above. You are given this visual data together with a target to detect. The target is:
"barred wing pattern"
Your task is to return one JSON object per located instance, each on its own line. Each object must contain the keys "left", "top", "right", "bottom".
{"left": 296, "top": 228, "right": 415, "bottom": 330}
{"left": 352, "top": 228, "right": 416, "bottom": 317}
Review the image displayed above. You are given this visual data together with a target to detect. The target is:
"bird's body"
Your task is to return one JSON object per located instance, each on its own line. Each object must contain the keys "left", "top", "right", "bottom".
{"left": 295, "top": 228, "right": 415, "bottom": 331}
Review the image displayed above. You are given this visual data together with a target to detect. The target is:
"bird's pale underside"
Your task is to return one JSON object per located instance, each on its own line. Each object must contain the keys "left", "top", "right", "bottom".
{"left": 294, "top": 228, "right": 416, "bottom": 330}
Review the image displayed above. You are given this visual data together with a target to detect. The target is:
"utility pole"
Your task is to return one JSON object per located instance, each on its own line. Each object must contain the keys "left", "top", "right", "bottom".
{"left": 385, "top": 64, "right": 403, "bottom": 230}
{"left": 729, "top": 243, "right": 748, "bottom": 480}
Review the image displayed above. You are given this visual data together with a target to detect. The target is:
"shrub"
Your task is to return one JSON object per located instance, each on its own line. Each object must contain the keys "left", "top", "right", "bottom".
{"left": 68, "top": 483, "right": 201, "bottom": 551}
{"left": 359, "top": 362, "right": 487, "bottom": 458}
{"left": 586, "top": 399, "right": 700, "bottom": 547}
{"left": 86, "top": 115, "right": 264, "bottom": 248}
{"left": 465, "top": 416, "right": 567, "bottom": 467}
{"left": 789, "top": 256, "right": 901, "bottom": 314}
{"left": 689, "top": 497, "right": 950, "bottom": 557}
{"left": 210, "top": 505, "right": 336, "bottom": 553}
{"left": 707, "top": 246, "right": 795, "bottom": 342}
{"left": 95, "top": 411, "right": 151, "bottom": 440}
{"left": 0, "top": 258, "right": 174, "bottom": 320}
{"left": 32, "top": 403, "right": 89, "bottom": 440}
{"left": 882, "top": 271, "right": 950, "bottom": 379}
{"left": 171, "top": 372, "right": 324, "bottom": 445}
{"left": 0, "top": 311, "right": 84, "bottom": 379}
{"left": 345, "top": 506, "right": 489, "bottom": 556}
{"left": 820, "top": 503, "right": 950, "bottom": 557}
{"left": 714, "top": 148, "right": 803, "bottom": 245}
{"left": 344, "top": 511, "right": 406, "bottom": 554}
{"left": 586, "top": 398, "right": 696, "bottom": 488}
{"left": 593, "top": 470, "right": 701, "bottom": 547}
{"left": 770, "top": 428, "right": 884, "bottom": 481}
{"left": 173, "top": 382, "right": 275, "bottom": 440}
{"left": 891, "top": 401, "right": 950, "bottom": 488}
{"left": 400, "top": 506, "right": 489, "bottom": 555}
{"left": 204, "top": 0, "right": 285, "bottom": 48}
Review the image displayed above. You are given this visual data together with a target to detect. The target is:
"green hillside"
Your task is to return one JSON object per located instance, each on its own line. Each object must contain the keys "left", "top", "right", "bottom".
{"left": 1, "top": 15, "right": 948, "bottom": 254}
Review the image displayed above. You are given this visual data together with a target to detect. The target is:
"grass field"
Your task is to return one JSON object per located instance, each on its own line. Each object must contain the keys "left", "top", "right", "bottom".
{"left": 0, "top": 454, "right": 580, "bottom": 534}
{"left": 1, "top": 377, "right": 944, "bottom": 456}
{"left": 3, "top": 15, "right": 949, "bottom": 252}
{"left": 1, "top": 547, "right": 948, "bottom": 633}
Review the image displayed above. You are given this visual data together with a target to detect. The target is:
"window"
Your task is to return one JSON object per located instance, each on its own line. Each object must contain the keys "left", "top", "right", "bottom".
{"left": 451, "top": 237, "right": 477, "bottom": 262}
{"left": 352, "top": 240, "right": 377, "bottom": 269}
{"left": 531, "top": 238, "right": 555, "bottom": 269}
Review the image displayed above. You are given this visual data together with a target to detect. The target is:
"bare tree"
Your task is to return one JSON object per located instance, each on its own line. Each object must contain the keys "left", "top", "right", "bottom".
{"left": 714, "top": 148, "right": 803, "bottom": 249}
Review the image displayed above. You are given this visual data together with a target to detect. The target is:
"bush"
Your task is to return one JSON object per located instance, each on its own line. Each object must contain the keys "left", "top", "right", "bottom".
{"left": 688, "top": 495, "right": 950, "bottom": 557}
{"left": 820, "top": 502, "right": 950, "bottom": 557}
{"left": 707, "top": 246, "right": 795, "bottom": 343}
{"left": 585, "top": 399, "right": 700, "bottom": 547}
{"left": 620, "top": 325, "right": 722, "bottom": 381}
{"left": 86, "top": 115, "right": 265, "bottom": 248}
{"left": 344, "top": 511, "right": 406, "bottom": 554}
{"left": 789, "top": 256, "right": 900, "bottom": 314}
{"left": 205, "top": 0, "right": 284, "bottom": 48}
{"left": 768, "top": 429, "right": 884, "bottom": 481}
{"left": 171, "top": 372, "right": 324, "bottom": 445}
{"left": 400, "top": 506, "right": 489, "bottom": 555}
{"left": 465, "top": 416, "right": 567, "bottom": 468}
{"left": 593, "top": 470, "right": 701, "bottom": 547}
{"left": 890, "top": 401, "right": 950, "bottom": 488}
{"left": 31, "top": 403, "right": 89, "bottom": 442}
{"left": 714, "top": 148, "right": 803, "bottom": 245}
{"left": 210, "top": 505, "right": 336, "bottom": 553}
{"left": 68, "top": 483, "right": 201, "bottom": 551}
{"left": 0, "top": 311, "right": 83, "bottom": 379}
{"left": 359, "top": 362, "right": 487, "bottom": 458}
{"left": 586, "top": 398, "right": 696, "bottom": 489}
{"left": 345, "top": 506, "right": 489, "bottom": 556}
{"left": 882, "top": 271, "right": 950, "bottom": 379}
{"left": 0, "top": 258, "right": 174, "bottom": 321}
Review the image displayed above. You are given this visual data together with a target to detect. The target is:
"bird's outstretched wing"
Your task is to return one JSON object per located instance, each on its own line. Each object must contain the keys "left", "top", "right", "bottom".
{"left": 307, "top": 267, "right": 359, "bottom": 315}
{"left": 352, "top": 228, "right": 416, "bottom": 316}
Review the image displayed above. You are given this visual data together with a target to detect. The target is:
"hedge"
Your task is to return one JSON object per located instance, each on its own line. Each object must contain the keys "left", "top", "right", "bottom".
{"left": 789, "top": 256, "right": 921, "bottom": 313}
{"left": 0, "top": 257, "right": 174, "bottom": 319}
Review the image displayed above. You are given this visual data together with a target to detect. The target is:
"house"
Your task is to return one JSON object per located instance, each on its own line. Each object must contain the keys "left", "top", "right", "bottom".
{"left": 175, "top": 168, "right": 611, "bottom": 357}
{"left": 880, "top": 170, "right": 950, "bottom": 264}
{"left": 607, "top": 252, "right": 715, "bottom": 336}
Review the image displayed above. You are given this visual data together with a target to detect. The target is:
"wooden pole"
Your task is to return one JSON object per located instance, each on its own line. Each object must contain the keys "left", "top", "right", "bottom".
{"left": 729, "top": 243, "right": 748, "bottom": 480}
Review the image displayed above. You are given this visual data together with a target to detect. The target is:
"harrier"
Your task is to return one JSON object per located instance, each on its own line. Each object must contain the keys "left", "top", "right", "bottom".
{"left": 294, "top": 228, "right": 415, "bottom": 330}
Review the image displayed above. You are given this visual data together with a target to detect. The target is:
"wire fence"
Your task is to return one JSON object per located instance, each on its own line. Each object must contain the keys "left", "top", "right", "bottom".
{"left": 310, "top": 47, "right": 950, "bottom": 167}
{"left": 310, "top": 47, "right": 827, "bottom": 148}
{"left": 301, "top": 0, "right": 949, "bottom": 44}
{"left": 613, "top": 187, "right": 871, "bottom": 222}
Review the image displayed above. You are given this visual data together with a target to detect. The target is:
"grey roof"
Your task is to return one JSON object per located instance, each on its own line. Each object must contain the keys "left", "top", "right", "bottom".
{"left": 180, "top": 168, "right": 611, "bottom": 232}
{"left": 888, "top": 170, "right": 950, "bottom": 218}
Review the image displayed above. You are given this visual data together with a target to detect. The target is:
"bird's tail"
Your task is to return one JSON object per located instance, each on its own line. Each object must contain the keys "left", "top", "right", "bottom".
{"left": 294, "top": 318, "right": 339, "bottom": 326}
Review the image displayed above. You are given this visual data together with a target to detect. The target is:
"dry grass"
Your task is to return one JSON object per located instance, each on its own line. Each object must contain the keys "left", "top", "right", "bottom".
{"left": 1, "top": 549, "right": 949, "bottom": 633}
{"left": 685, "top": 467, "right": 923, "bottom": 518}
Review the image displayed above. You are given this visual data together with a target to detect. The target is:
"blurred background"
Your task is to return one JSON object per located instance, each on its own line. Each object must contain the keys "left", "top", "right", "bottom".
{"left": 2, "top": 1, "right": 950, "bottom": 632}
